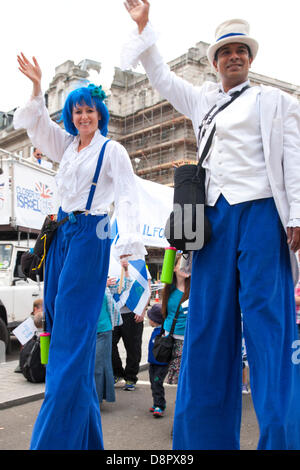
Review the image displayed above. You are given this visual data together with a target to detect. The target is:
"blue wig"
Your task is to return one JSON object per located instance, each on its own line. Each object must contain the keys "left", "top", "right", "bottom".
{"left": 61, "top": 84, "right": 109, "bottom": 137}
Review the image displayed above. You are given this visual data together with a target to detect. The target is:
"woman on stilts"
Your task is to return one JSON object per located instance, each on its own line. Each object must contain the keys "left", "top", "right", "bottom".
{"left": 14, "top": 53, "right": 146, "bottom": 450}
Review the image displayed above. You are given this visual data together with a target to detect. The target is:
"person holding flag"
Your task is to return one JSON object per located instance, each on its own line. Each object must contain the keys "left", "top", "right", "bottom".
{"left": 111, "top": 259, "right": 151, "bottom": 391}
{"left": 95, "top": 259, "right": 133, "bottom": 405}
{"left": 108, "top": 216, "right": 151, "bottom": 391}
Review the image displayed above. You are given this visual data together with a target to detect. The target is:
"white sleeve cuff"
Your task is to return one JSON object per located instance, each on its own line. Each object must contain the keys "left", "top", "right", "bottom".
{"left": 287, "top": 219, "right": 300, "bottom": 228}
{"left": 120, "top": 21, "right": 159, "bottom": 70}
{"left": 13, "top": 92, "right": 45, "bottom": 130}
{"left": 113, "top": 233, "right": 147, "bottom": 261}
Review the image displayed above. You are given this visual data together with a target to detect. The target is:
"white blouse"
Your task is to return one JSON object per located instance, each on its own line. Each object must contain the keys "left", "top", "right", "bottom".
{"left": 13, "top": 93, "right": 147, "bottom": 260}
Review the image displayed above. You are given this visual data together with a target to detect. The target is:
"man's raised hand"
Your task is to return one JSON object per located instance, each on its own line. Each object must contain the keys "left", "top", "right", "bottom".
{"left": 124, "top": 0, "right": 150, "bottom": 33}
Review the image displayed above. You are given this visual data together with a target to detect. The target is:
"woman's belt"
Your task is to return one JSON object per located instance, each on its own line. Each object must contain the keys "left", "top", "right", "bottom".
{"left": 58, "top": 210, "right": 85, "bottom": 225}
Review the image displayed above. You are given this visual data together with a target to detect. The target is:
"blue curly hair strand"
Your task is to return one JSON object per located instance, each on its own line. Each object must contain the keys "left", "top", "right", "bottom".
{"left": 61, "top": 84, "right": 109, "bottom": 137}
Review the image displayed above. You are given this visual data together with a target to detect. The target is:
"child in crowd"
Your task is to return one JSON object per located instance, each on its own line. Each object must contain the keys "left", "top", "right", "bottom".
{"left": 147, "top": 303, "right": 169, "bottom": 418}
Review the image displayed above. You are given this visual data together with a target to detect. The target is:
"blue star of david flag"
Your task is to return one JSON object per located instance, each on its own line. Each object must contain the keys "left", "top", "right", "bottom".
{"left": 110, "top": 218, "right": 150, "bottom": 316}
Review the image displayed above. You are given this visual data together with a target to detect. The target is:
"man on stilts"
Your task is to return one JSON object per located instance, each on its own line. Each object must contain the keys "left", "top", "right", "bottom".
{"left": 123, "top": 0, "right": 300, "bottom": 450}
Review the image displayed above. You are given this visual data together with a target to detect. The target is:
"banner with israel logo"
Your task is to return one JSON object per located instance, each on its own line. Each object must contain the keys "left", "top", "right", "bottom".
{"left": 0, "top": 170, "right": 9, "bottom": 223}
{"left": 13, "top": 162, "right": 59, "bottom": 230}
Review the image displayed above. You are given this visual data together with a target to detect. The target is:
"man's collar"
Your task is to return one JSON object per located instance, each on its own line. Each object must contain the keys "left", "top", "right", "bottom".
{"left": 219, "top": 80, "right": 250, "bottom": 96}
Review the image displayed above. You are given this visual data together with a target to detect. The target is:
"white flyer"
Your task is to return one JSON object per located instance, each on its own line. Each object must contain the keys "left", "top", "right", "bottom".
{"left": 12, "top": 317, "right": 37, "bottom": 345}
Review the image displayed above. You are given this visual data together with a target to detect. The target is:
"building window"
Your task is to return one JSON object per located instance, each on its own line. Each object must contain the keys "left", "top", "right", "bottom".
{"left": 139, "top": 89, "right": 147, "bottom": 108}
{"left": 58, "top": 90, "right": 64, "bottom": 110}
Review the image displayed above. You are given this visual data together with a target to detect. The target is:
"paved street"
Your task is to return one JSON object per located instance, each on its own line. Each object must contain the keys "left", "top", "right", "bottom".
{"left": 0, "top": 368, "right": 259, "bottom": 451}
{"left": 0, "top": 321, "right": 260, "bottom": 451}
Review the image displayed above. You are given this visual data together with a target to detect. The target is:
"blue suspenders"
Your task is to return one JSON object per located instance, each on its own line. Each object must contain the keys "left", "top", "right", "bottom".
{"left": 68, "top": 139, "right": 111, "bottom": 223}
{"left": 85, "top": 139, "right": 111, "bottom": 214}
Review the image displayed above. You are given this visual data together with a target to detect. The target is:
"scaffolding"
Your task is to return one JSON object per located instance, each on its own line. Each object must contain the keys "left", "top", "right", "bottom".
{"left": 111, "top": 100, "right": 198, "bottom": 185}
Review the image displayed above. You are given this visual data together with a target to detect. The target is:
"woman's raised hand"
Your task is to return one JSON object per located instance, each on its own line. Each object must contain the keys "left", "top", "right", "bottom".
{"left": 17, "top": 53, "right": 42, "bottom": 96}
{"left": 124, "top": 0, "right": 150, "bottom": 33}
{"left": 17, "top": 53, "right": 41, "bottom": 83}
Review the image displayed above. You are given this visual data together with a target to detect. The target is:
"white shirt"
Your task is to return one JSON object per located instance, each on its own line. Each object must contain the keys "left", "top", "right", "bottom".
{"left": 13, "top": 93, "right": 147, "bottom": 260}
{"left": 203, "top": 81, "right": 273, "bottom": 206}
{"left": 120, "top": 22, "right": 300, "bottom": 227}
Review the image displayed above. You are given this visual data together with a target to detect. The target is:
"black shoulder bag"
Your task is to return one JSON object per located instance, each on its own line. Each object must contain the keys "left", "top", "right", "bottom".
{"left": 152, "top": 296, "right": 183, "bottom": 363}
{"left": 21, "top": 139, "right": 111, "bottom": 282}
{"left": 165, "top": 85, "right": 250, "bottom": 252}
{"left": 19, "top": 333, "right": 46, "bottom": 383}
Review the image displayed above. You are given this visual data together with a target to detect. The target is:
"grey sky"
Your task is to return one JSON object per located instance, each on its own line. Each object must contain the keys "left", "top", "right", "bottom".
{"left": 2, "top": 0, "right": 299, "bottom": 111}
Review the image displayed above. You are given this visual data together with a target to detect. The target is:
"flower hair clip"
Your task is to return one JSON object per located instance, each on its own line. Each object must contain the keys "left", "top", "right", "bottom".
{"left": 88, "top": 84, "right": 107, "bottom": 101}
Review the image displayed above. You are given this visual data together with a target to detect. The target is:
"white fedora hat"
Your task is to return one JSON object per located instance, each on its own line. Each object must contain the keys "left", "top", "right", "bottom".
{"left": 207, "top": 19, "right": 259, "bottom": 67}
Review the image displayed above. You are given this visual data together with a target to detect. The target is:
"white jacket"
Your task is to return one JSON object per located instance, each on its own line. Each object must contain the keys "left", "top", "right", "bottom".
{"left": 121, "top": 23, "right": 300, "bottom": 283}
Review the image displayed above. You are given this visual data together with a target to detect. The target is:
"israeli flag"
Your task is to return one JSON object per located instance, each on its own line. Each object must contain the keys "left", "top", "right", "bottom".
{"left": 109, "top": 218, "right": 150, "bottom": 316}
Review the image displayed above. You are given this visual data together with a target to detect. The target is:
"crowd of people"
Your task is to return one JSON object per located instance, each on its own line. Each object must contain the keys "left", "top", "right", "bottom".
{"left": 10, "top": 0, "right": 300, "bottom": 451}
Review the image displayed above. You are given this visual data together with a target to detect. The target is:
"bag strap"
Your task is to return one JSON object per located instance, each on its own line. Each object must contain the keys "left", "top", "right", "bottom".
{"left": 160, "top": 293, "right": 184, "bottom": 337}
{"left": 196, "top": 85, "right": 250, "bottom": 173}
{"left": 85, "top": 139, "right": 111, "bottom": 214}
{"left": 169, "top": 296, "right": 184, "bottom": 336}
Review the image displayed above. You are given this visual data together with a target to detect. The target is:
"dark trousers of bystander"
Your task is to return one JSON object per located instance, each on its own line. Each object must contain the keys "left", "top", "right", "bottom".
{"left": 112, "top": 312, "right": 143, "bottom": 383}
{"left": 149, "top": 363, "right": 169, "bottom": 410}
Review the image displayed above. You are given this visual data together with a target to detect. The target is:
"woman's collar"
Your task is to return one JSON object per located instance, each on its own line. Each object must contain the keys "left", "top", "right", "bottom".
{"left": 73, "top": 129, "right": 104, "bottom": 151}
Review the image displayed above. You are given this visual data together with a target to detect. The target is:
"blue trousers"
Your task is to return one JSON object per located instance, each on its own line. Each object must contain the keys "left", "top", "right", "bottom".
{"left": 173, "top": 196, "right": 300, "bottom": 450}
{"left": 95, "top": 330, "right": 115, "bottom": 404}
{"left": 30, "top": 209, "right": 111, "bottom": 450}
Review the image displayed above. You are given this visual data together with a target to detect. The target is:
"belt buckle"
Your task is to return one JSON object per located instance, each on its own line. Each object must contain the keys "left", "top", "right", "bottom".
{"left": 68, "top": 212, "right": 77, "bottom": 224}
